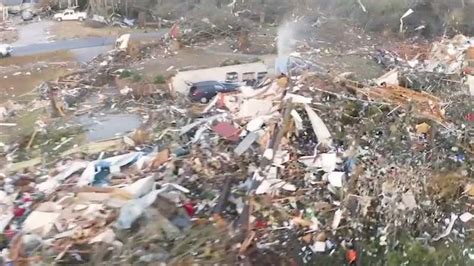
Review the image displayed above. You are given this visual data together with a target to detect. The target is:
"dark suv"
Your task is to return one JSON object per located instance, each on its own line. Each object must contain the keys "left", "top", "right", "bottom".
{"left": 188, "top": 81, "right": 240, "bottom": 103}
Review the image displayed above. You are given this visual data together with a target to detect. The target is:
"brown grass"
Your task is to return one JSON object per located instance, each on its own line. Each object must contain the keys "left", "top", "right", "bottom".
{"left": 428, "top": 173, "right": 466, "bottom": 202}
{"left": 0, "top": 65, "right": 74, "bottom": 104}
{"left": 0, "top": 29, "right": 18, "bottom": 44}
{"left": 0, "top": 50, "right": 74, "bottom": 67}
{"left": 49, "top": 21, "right": 145, "bottom": 40}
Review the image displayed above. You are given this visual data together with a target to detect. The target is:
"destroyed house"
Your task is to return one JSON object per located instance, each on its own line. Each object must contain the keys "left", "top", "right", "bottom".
{"left": 0, "top": 0, "right": 37, "bottom": 13}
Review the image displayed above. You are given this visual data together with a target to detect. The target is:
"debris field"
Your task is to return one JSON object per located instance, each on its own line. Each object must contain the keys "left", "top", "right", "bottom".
{"left": 0, "top": 16, "right": 473, "bottom": 266}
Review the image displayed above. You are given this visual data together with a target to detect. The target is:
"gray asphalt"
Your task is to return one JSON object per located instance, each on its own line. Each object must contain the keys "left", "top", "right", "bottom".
{"left": 11, "top": 30, "right": 167, "bottom": 57}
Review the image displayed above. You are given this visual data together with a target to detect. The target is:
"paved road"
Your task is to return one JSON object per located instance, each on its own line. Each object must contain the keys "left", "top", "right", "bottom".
{"left": 12, "top": 36, "right": 115, "bottom": 56}
{"left": 11, "top": 30, "right": 167, "bottom": 57}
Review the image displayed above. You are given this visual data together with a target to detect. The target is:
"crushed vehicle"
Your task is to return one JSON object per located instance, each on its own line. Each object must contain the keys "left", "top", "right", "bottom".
{"left": 188, "top": 80, "right": 241, "bottom": 103}
{"left": 0, "top": 44, "right": 12, "bottom": 57}
{"left": 53, "top": 9, "right": 87, "bottom": 22}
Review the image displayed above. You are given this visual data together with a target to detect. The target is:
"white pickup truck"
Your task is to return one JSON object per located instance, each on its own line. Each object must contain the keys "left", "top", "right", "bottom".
{"left": 53, "top": 9, "right": 87, "bottom": 22}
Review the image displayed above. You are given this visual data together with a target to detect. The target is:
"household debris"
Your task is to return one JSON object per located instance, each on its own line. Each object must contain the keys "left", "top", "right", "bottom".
{"left": 0, "top": 14, "right": 472, "bottom": 266}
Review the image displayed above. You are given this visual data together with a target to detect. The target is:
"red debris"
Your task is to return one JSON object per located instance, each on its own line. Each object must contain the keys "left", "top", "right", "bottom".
{"left": 254, "top": 219, "right": 268, "bottom": 229}
{"left": 13, "top": 206, "right": 26, "bottom": 218}
{"left": 183, "top": 202, "right": 196, "bottom": 217}
{"left": 463, "top": 67, "right": 474, "bottom": 75}
{"left": 169, "top": 22, "right": 181, "bottom": 39}
{"left": 212, "top": 122, "right": 241, "bottom": 141}
{"left": 5, "top": 228, "right": 15, "bottom": 240}
{"left": 466, "top": 113, "right": 474, "bottom": 122}
{"left": 346, "top": 249, "right": 357, "bottom": 264}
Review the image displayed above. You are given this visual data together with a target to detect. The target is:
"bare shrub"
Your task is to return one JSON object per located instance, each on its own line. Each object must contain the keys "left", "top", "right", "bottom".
{"left": 307, "top": 0, "right": 474, "bottom": 36}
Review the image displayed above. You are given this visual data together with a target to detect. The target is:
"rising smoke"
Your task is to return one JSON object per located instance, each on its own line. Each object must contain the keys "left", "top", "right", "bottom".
{"left": 277, "top": 19, "right": 311, "bottom": 57}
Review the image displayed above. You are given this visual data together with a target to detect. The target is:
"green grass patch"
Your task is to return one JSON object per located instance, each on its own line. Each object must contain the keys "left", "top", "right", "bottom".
{"left": 153, "top": 74, "right": 166, "bottom": 84}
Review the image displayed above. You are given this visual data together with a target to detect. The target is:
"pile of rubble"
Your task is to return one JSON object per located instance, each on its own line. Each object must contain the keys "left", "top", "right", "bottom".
{"left": 0, "top": 32, "right": 473, "bottom": 265}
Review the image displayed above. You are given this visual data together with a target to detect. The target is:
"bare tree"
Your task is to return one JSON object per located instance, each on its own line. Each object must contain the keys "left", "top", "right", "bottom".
{"left": 260, "top": 0, "right": 265, "bottom": 23}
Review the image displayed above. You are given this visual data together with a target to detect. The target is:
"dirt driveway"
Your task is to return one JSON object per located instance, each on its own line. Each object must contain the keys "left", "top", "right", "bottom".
{"left": 13, "top": 21, "right": 54, "bottom": 47}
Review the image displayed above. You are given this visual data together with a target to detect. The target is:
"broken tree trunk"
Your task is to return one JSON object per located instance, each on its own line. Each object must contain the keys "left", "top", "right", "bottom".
{"left": 48, "top": 88, "right": 65, "bottom": 118}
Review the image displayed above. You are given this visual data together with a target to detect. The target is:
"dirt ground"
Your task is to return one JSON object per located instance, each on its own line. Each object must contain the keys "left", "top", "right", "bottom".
{"left": 138, "top": 47, "right": 269, "bottom": 78}
{"left": 0, "top": 50, "right": 74, "bottom": 67}
{"left": 0, "top": 65, "right": 74, "bottom": 103}
{"left": 49, "top": 21, "right": 147, "bottom": 40}
{"left": 0, "top": 28, "right": 18, "bottom": 44}
{"left": 0, "top": 50, "right": 77, "bottom": 105}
